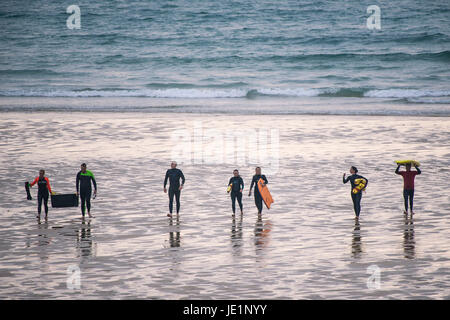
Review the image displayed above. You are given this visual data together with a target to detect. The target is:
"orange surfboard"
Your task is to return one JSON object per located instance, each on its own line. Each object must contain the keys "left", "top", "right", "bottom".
{"left": 257, "top": 178, "right": 274, "bottom": 209}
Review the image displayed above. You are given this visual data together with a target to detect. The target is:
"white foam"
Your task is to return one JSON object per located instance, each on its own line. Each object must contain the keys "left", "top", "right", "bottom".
{"left": 0, "top": 88, "right": 249, "bottom": 98}
{"left": 0, "top": 87, "right": 324, "bottom": 98}
{"left": 256, "top": 87, "right": 322, "bottom": 97}
{"left": 2, "top": 87, "right": 450, "bottom": 100}
{"left": 365, "top": 89, "right": 450, "bottom": 98}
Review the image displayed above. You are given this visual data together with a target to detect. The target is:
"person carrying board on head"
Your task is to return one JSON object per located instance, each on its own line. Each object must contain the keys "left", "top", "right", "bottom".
{"left": 395, "top": 162, "right": 421, "bottom": 215}
{"left": 164, "top": 161, "right": 185, "bottom": 218}
{"left": 343, "top": 166, "right": 368, "bottom": 218}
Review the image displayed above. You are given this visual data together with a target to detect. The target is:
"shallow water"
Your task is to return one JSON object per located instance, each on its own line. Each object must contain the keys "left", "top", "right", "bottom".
{"left": 0, "top": 112, "right": 449, "bottom": 299}
{"left": 1, "top": 0, "right": 449, "bottom": 103}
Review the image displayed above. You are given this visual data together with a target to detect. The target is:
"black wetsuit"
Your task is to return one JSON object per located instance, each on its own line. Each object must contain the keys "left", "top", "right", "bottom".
{"left": 228, "top": 176, "right": 244, "bottom": 214}
{"left": 249, "top": 174, "right": 268, "bottom": 214}
{"left": 30, "top": 176, "right": 51, "bottom": 215}
{"left": 76, "top": 170, "right": 97, "bottom": 215}
{"left": 343, "top": 174, "right": 368, "bottom": 217}
{"left": 164, "top": 168, "right": 185, "bottom": 214}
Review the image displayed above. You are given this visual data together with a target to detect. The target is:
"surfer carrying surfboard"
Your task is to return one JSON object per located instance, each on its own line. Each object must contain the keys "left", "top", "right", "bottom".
{"left": 228, "top": 169, "right": 244, "bottom": 216}
{"left": 343, "top": 166, "right": 368, "bottom": 218}
{"left": 248, "top": 167, "right": 269, "bottom": 215}
{"left": 29, "top": 169, "right": 52, "bottom": 219}
{"left": 395, "top": 162, "right": 421, "bottom": 215}
{"left": 164, "top": 161, "right": 185, "bottom": 218}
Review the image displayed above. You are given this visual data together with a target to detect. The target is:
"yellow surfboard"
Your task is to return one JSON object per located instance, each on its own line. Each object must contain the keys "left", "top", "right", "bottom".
{"left": 227, "top": 183, "right": 232, "bottom": 193}
{"left": 352, "top": 178, "right": 367, "bottom": 194}
{"left": 257, "top": 178, "right": 274, "bottom": 209}
{"left": 395, "top": 160, "right": 420, "bottom": 167}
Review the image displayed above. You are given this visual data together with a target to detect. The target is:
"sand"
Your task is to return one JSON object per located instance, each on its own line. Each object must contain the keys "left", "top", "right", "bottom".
{"left": 0, "top": 111, "right": 449, "bottom": 299}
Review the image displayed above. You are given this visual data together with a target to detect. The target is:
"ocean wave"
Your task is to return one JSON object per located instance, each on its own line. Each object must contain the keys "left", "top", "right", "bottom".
{"left": 0, "top": 88, "right": 248, "bottom": 98}
{"left": 405, "top": 97, "right": 450, "bottom": 104}
{"left": 0, "top": 69, "right": 60, "bottom": 76}
{"left": 364, "top": 89, "right": 450, "bottom": 98}
{"left": 98, "top": 51, "right": 450, "bottom": 66}
{"left": 1, "top": 87, "right": 449, "bottom": 100}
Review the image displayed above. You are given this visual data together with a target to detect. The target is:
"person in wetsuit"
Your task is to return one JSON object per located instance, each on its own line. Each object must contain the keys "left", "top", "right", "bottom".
{"left": 164, "top": 161, "right": 185, "bottom": 217}
{"left": 248, "top": 167, "right": 268, "bottom": 215}
{"left": 29, "top": 169, "right": 52, "bottom": 218}
{"left": 395, "top": 163, "right": 421, "bottom": 215}
{"left": 76, "top": 163, "right": 97, "bottom": 218}
{"left": 343, "top": 166, "right": 368, "bottom": 218}
{"left": 228, "top": 169, "right": 244, "bottom": 216}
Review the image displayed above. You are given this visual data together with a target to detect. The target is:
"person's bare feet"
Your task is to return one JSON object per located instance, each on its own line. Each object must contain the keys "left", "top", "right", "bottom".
{"left": 403, "top": 210, "right": 408, "bottom": 215}
{"left": 411, "top": 211, "right": 415, "bottom": 215}
{"left": 88, "top": 212, "right": 94, "bottom": 218}
{"left": 167, "top": 213, "right": 172, "bottom": 218}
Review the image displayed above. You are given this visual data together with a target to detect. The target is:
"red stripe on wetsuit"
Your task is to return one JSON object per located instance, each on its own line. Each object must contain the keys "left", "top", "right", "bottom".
{"left": 30, "top": 177, "right": 52, "bottom": 193}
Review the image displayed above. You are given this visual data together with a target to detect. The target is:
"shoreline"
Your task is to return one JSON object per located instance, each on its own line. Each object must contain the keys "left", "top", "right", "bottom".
{"left": 0, "top": 96, "right": 449, "bottom": 117}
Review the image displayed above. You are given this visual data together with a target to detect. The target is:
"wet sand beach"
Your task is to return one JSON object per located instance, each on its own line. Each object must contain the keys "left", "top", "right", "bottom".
{"left": 0, "top": 112, "right": 449, "bottom": 299}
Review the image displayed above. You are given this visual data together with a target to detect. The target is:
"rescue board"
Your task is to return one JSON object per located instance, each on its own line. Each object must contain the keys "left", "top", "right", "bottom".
{"left": 395, "top": 160, "right": 420, "bottom": 167}
{"left": 257, "top": 178, "right": 273, "bottom": 209}
{"left": 352, "top": 178, "right": 367, "bottom": 194}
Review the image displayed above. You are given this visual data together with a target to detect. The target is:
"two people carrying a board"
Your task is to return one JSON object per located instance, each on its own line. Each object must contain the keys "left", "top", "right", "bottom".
{"left": 28, "top": 163, "right": 98, "bottom": 219}
{"left": 343, "top": 161, "right": 422, "bottom": 218}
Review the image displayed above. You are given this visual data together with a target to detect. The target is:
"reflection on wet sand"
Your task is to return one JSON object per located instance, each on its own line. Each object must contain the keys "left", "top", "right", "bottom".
{"left": 77, "top": 218, "right": 95, "bottom": 260}
{"left": 254, "top": 214, "right": 271, "bottom": 251}
{"left": 37, "top": 219, "right": 51, "bottom": 269}
{"left": 1, "top": 113, "right": 449, "bottom": 299}
{"left": 36, "top": 219, "right": 51, "bottom": 247}
{"left": 351, "top": 219, "right": 363, "bottom": 259}
{"left": 168, "top": 216, "right": 181, "bottom": 248}
{"left": 403, "top": 216, "right": 415, "bottom": 259}
{"left": 231, "top": 214, "right": 243, "bottom": 256}
{"left": 165, "top": 216, "right": 182, "bottom": 274}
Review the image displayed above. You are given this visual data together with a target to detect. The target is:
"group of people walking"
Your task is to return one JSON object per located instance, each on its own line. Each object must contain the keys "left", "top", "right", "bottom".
{"left": 29, "top": 163, "right": 97, "bottom": 219}
{"left": 156, "top": 161, "right": 422, "bottom": 218}
{"left": 28, "top": 161, "right": 421, "bottom": 219}
{"left": 163, "top": 162, "right": 269, "bottom": 218}
{"left": 343, "top": 163, "right": 421, "bottom": 218}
